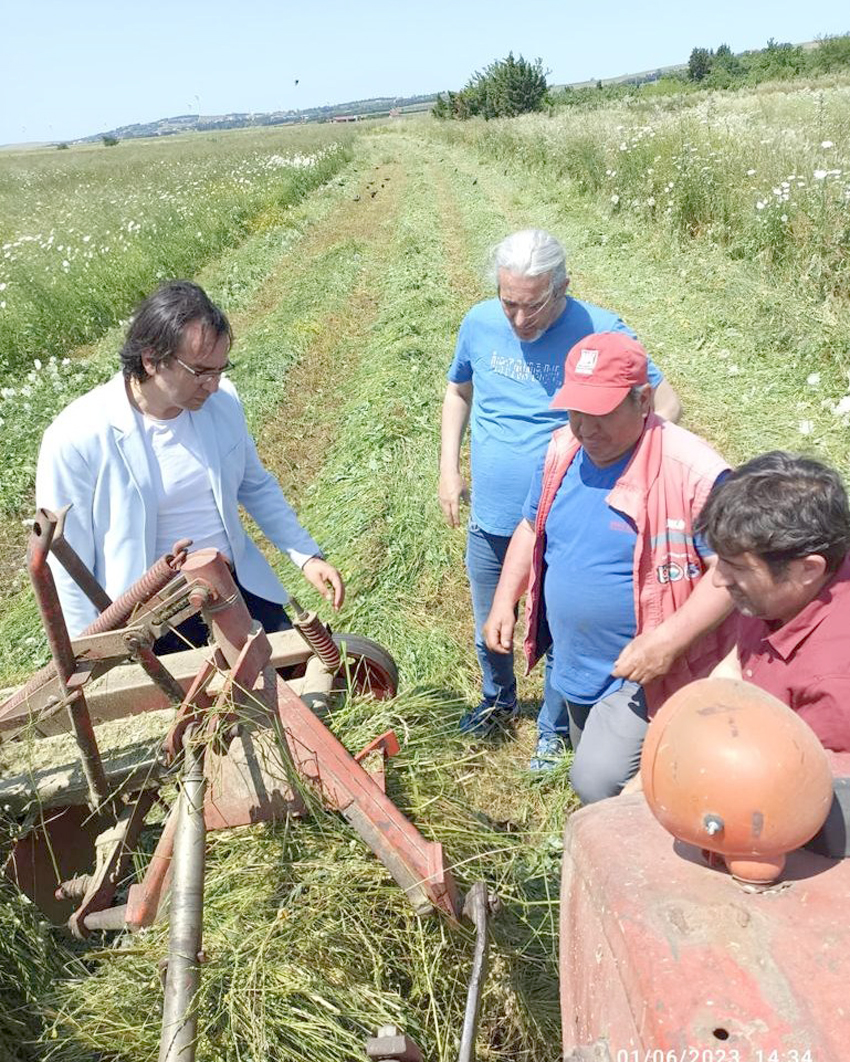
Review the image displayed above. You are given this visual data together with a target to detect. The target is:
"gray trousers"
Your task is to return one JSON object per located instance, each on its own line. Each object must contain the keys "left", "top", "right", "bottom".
{"left": 567, "top": 681, "right": 649, "bottom": 805}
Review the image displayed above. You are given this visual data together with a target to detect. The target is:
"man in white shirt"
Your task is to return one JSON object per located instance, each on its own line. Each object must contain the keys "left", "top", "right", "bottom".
{"left": 36, "top": 280, "right": 343, "bottom": 645}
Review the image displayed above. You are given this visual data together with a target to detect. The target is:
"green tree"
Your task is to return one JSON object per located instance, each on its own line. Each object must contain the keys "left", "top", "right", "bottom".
{"left": 439, "top": 53, "right": 549, "bottom": 120}
{"left": 475, "top": 53, "right": 549, "bottom": 118}
{"left": 811, "top": 33, "right": 850, "bottom": 73}
{"left": 688, "top": 47, "right": 714, "bottom": 81}
{"left": 713, "top": 43, "right": 742, "bottom": 77}
{"left": 752, "top": 38, "right": 805, "bottom": 80}
{"left": 101, "top": 135, "right": 119, "bottom": 147}
{"left": 431, "top": 93, "right": 449, "bottom": 119}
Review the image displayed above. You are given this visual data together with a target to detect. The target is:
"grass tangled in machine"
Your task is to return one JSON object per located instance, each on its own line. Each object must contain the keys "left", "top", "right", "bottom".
{"left": 32, "top": 688, "right": 571, "bottom": 1062}
{"left": 0, "top": 876, "right": 78, "bottom": 1062}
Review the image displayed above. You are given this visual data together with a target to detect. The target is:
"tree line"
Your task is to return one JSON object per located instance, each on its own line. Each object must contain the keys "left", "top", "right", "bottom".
{"left": 435, "top": 34, "right": 850, "bottom": 121}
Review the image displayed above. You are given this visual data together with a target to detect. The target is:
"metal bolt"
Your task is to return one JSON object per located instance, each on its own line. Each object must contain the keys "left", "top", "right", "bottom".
{"left": 703, "top": 814, "right": 725, "bottom": 836}
{"left": 188, "top": 586, "right": 210, "bottom": 610}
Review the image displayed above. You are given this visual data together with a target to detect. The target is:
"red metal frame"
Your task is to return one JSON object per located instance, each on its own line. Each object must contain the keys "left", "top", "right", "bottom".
{"left": 2, "top": 516, "right": 462, "bottom": 936}
{"left": 560, "top": 758, "right": 850, "bottom": 1059}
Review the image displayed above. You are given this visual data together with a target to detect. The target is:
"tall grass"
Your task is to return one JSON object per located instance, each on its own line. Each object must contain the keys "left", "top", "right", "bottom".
{"left": 0, "top": 125, "right": 356, "bottom": 379}
{"left": 0, "top": 872, "right": 81, "bottom": 1062}
{"left": 428, "top": 77, "right": 850, "bottom": 302}
{"left": 2, "top": 130, "right": 572, "bottom": 1062}
{"left": 34, "top": 690, "right": 571, "bottom": 1062}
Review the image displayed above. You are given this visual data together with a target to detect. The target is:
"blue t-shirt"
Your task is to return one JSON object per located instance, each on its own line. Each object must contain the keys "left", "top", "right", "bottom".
{"left": 524, "top": 449, "right": 637, "bottom": 704}
{"left": 448, "top": 297, "right": 663, "bottom": 536}
{"left": 524, "top": 450, "right": 720, "bottom": 706}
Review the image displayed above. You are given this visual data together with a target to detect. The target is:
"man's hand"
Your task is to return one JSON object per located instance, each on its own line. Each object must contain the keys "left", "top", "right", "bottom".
{"left": 302, "top": 557, "right": 345, "bottom": 610}
{"left": 613, "top": 627, "right": 678, "bottom": 686}
{"left": 438, "top": 469, "right": 470, "bottom": 528}
{"left": 484, "top": 603, "right": 517, "bottom": 655}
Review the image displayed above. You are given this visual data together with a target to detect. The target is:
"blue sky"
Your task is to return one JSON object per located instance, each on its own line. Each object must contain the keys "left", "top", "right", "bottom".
{"left": 2, "top": 0, "right": 848, "bottom": 144}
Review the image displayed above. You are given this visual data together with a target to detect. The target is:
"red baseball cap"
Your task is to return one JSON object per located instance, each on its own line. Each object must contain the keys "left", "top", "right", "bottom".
{"left": 551, "top": 332, "right": 649, "bottom": 415}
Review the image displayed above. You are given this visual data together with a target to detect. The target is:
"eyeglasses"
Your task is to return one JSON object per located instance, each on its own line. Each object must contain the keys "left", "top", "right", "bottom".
{"left": 499, "top": 287, "right": 555, "bottom": 319}
{"left": 171, "top": 354, "right": 233, "bottom": 379}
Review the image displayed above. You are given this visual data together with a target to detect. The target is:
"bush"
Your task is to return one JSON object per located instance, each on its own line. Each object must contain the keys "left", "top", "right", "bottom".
{"left": 101, "top": 134, "right": 119, "bottom": 147}
{"left": 433, "top": 53, "right": 549, "bottom": 120}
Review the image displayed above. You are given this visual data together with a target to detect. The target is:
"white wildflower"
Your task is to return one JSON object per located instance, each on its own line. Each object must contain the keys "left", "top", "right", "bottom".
{"left": 821, "top": 140, "right": 834, "bottom": 149}
{"left": 798, "top": 420, "right": 814, "bottom": 436}
{"left": 814, "top": 170, "right": 827, "bottom": 181}
{"left": 807, "top": 372, "right": 821, "bottom": 387}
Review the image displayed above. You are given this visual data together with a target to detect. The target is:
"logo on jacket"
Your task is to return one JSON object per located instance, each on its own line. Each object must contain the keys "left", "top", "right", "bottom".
{"left": 656, "top": 560, "right": 702, "bottom": 583}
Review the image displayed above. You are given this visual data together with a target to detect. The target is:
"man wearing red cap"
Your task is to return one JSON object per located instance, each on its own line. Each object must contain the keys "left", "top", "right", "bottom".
{"left": 485, "top": 332, "right": 736, "bottom": 802}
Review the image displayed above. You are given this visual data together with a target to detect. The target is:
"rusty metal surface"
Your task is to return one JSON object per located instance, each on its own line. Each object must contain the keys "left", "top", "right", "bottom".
{"left": 6, "top": 805, "right": 109, "bottom": 924}
{"left": 0, "top": 629, "right": 322, "bottom": 738}
{"left": 125, "top": 808, "right": 179, "bottom": 930}
{"left": 64, "top": 789, "right": 157, "bottom": 938}
{"left": 203, "top": 725, "right": 304, "bottom": 829}
{"left": 159, "top": 732, "right": 206, "bottom": 1062}
{"left": 181, "top": 549, "right": 253, "bottom": 665}
{"left": 274, "top": 674, "right": 461, "bottom": 920}
{"left": 354, "top": 730, "right": 400, "bottom": 794}
{"left": 289, "top": 599, "right": 342, "bottom": 670}
{"left": 458, "top": 882, "right": 498, "bottom": 1062}
{"left": 28, "top": 511, "right": 109, "bottom": 806}
{"left": 7, "top": 536, "right": 444, "bottom": 946}
{"left": 48, "top": 506, "right": 113, "bottom": 613}
{"left": 0, "top": 535, "right": 191, "bottom": 727}
{"left": 560, "top": 779, "right": 850, "bottom": 1060}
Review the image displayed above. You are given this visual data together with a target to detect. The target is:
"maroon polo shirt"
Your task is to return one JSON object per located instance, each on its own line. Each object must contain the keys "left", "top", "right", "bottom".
{"left": 736, "top": 555, "right": 850, "bottom": 752}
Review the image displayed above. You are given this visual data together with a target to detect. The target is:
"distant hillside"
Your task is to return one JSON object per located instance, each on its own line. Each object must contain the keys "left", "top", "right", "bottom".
{"left": 77, "top": 93, "right": 438, "bottom": 143}
{"left": 74, "top": 37, "right": 827, "bottom": 144}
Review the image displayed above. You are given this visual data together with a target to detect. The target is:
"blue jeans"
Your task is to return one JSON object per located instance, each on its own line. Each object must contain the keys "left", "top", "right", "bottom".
{"left": 465, "top": 522, "right": 567, "bottom": 728}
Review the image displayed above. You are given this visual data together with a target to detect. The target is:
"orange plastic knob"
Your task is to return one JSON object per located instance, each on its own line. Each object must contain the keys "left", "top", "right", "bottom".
{"left": 641, "top": 678, "right": 833, "bottom": 884}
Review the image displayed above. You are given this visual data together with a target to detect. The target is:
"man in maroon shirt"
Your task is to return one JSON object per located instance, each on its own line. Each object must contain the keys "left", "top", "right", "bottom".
{"left": 695, "top": 451, "right": 850, "bottom": 752}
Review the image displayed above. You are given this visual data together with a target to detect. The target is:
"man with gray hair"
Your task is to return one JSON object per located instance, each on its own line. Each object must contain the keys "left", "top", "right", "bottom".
{"left": 438, "top": 228, "right": 680, "bottom": 768}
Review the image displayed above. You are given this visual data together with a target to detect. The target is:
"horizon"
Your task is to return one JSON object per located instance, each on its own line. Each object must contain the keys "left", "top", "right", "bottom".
{"left": 1, "top": 0, "right": 848, "bottom": 147}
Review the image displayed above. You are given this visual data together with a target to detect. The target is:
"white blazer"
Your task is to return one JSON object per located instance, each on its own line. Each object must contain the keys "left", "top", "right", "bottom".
{"left": 36, "top": 373, "right": 320, "bottom": 636}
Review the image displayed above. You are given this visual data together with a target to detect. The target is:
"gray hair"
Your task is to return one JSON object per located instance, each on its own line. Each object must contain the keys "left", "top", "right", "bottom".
{"left": 490, "top": 229, "right": 569, "bottom": 289}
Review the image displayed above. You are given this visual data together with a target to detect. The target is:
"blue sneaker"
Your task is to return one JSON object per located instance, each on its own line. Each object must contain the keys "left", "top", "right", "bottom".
{"left": 529, "top": 734, "right": 568, "bottom": 772}
{"left": 459, "top": 700, "right": 518, "bottom": 737}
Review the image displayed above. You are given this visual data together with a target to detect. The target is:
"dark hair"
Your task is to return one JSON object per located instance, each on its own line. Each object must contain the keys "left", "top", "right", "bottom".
{"left": 120, "top": 280, "right": 232, "bottom": 382}
{"left": 695, "top": 451, "right": 850, "bottom": 575}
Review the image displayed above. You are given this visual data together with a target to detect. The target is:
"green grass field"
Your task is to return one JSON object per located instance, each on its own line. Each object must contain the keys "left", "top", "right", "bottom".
{"left": 1, "top": 75, "right": 850, "bottom": 1061}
